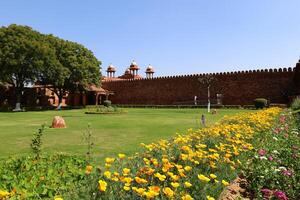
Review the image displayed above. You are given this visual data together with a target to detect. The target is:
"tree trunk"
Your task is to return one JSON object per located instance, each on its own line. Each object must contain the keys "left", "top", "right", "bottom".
{"left": 57, "top": 95, "right": 63, "bottom": 110}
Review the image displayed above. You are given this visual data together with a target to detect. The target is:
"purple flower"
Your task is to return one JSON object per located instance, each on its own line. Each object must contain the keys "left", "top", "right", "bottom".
{"left": 274, "top": 190, "right": 288, "bottom": 200}
{"left": 258, "top": 149, "right": 267, "bottom": 156}
{"left": 261, "top": 188, "right": 272, "bottom": 198}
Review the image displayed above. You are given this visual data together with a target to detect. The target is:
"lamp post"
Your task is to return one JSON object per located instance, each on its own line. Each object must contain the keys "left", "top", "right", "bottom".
{"left": 198, "top": 74, "right": 215, "bottom": 113}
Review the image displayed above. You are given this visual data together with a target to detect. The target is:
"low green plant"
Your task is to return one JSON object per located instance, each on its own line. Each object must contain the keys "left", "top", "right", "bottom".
{"left": 291, "top": 98, "right": 300, "bottom": 111}
{"left": 30, "top": 124, "right": 45, "bottom": 159}
{"left": 254, "top": 98, "right": 268, "bottom": 109}
{"left": 82, "top": 124, "right": 94, "bottom": 164}
{"left": 103, "top": 100, "right": 112, "bottom": 107}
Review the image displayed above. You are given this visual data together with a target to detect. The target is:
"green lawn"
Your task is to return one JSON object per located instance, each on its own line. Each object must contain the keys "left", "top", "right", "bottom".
{"left": 0, "top": 108, "right": 251, "bottom": 160}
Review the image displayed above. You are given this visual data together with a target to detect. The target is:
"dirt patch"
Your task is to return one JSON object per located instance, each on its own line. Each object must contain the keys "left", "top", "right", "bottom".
{"left": 219, "top": 177, "right": 250, "bottom": 200}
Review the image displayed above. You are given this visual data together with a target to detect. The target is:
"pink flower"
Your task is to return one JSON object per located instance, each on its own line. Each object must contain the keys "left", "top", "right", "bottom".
{"left": 281, "top": 169, "right": 292, "bottom": 176}
{"left": 279, "top": 115, "right": 286, "bottom": 123}
{"left": 268, "top": 156, "right": 273, "bottom": 161}
{"left": 273, "top": 128, "right": 280, "bottom": 134}
{"left": 292, "top": 153, "right": 298, "bottom": 158}
{"left": 292, "top": 146, "right": 299, "bottom": 150}
{"left": 274, "top": 190, "right": 288, "bottom": 200}
{"left": 261, "top": 188, "right": 273, "bottom": 198}
{"left": 258, "top": 149, "right": 267, "bottom": 156}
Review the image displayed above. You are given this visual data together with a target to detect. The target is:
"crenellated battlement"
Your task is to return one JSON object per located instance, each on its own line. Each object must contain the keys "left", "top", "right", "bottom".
{"left": 102, "top": 63, "right": 298, "bottom": 106}
{"left": 102, "top": 67, "right": 295, "bottom": 83}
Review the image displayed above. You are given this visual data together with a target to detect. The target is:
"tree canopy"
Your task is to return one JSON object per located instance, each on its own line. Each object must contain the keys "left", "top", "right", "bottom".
{"left": 0, "top": 24, "right": 101, "bottom": 109}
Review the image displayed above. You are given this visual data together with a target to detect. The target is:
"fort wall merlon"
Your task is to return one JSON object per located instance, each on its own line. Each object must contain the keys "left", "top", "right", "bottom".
{"left": 102, "top": 66, "right": 299, "bottom": 105}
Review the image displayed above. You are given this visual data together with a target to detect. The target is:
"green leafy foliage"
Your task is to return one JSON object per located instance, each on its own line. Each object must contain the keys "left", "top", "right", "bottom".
{"left": 291, "top": 98, "right": 300, "bottom": 111}
{"left": 0, "top": 154, "right": 87, "bottom": 199}
{"left": 30, "top": 124, "right": 45, "bottom": 159}
{"left": 0, "top": 24, "right": 59, "bottom": 107}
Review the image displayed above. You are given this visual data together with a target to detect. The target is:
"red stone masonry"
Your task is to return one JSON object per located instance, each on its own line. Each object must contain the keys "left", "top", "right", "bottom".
{"left": 102, "top": 67, "right": 298, "bottom": 105}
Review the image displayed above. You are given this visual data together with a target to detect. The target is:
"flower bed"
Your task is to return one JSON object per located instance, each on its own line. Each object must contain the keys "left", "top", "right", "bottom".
{"left": 243, "top": 111, "right": 300, "bottom": 200}
{"left": 77, "top": 108, "right": 281, "bottom": 200}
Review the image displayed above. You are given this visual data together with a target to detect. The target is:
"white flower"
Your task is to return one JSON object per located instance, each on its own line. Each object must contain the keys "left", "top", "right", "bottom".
{"left": 278, "top": 166, "right": 287, "bottom": 171}
{"left": 273, "top": 150, "right": 279, "bottom": 154}
{"left": 260, "top": 156, "right": 267, "bottom": 160}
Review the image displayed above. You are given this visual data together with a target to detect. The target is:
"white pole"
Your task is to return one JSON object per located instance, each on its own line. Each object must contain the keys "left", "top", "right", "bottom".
{"left": 207, "top": 86, "right": 210, "bottom": 113}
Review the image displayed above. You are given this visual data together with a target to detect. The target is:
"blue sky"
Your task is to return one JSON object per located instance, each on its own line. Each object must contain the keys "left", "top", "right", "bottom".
{"left": 1, "top": 0, "right": 300, "bottom": 76}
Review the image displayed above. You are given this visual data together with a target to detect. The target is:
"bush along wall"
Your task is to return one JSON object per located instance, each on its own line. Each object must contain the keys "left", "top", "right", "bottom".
{"left": 243, "top": 110, "right": 300, "bottom": 200}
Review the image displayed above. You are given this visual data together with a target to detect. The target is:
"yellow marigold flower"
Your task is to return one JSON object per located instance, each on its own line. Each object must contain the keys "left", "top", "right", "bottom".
{"left": 118, "top": 153, "right": 126, "bottom": 159}
{"left": 206, "top": 195, "right": 215, "bottom": 200}
{"left": 123, "top": 185, "right": 131, "bottom": 191}
{"left": 105, "top": 157, "right": 115, "bottom": 164}
{"left": 135, "top": 177, "right": 148, "bottom": 184}
{"left": 163, "top": 187, "right": 174, "bottom": 198}
{"left": 162, "top": 158, "right": 169, "bottom": 163}
{"left": 134, "top": 187, "right": 146, "bottom": 196}
{"left": 123, "top": 168, "right": 131, "bottom": 175}
{"left": 182, "top": 194, "right": 194, "bottom": 200}
{"left": 148, "top": 186, "right": 160, "bottom": 193}
{"left": 85, "top": 165, "right": 93, "bottom": 175}
{"left": 222, "top": 180, "right": 230, "bottom": 186}
{"left": 171, "top": 182, "right": 180, "bottom": 188}
{"left": 54, "top": 197, "right": 64, "bottom": 200}
{"left": 104, "top": 171, "right": 111, "bottom": 179}
{"left": 198, "top": 174, "right": 210, "bottom": 182}
{"left": 170, "top": 174, "right": 180, "bottom": 181}
{"left": 98, "top": 180, "right": 107, "bottom": 192}
{"left": 181, "top": 154, "right": 188, "bottom": 160}
{"left": 209, "top": 174, "right": 217, "bottom": 179}
{"left": 184, "top": 166, "right": 192, "bottom": 171}
{"left": 154, "top": 172, "right": 166, "bottom": 181}
{"left": 0, "top": 190, "right": 10, "bottom": 198}
{"left": 184, "top": 181, "right": 192, "bottom": 188}
{"left": 123, "top": 177, "right": 133, "bottom": 183}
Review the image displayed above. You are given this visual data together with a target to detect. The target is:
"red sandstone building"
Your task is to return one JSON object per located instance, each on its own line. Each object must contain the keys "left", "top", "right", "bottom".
{"left": 1, "top": 59, "right": 300, "bottom": 108}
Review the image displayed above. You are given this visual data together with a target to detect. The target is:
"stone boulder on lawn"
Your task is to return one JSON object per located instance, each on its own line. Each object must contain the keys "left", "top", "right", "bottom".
{"left": 51, "top": 116, "right": 66, "bottom": 128}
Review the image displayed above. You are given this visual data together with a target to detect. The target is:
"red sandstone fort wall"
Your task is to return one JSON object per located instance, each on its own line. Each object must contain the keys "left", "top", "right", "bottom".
{"left": 102, "top": 68, "right": 296, "bottom": 105}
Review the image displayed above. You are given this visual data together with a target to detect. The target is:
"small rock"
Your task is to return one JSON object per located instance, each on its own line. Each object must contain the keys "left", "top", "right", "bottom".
{"left": 51, "top": 116, "right": 66, "bottom": 128}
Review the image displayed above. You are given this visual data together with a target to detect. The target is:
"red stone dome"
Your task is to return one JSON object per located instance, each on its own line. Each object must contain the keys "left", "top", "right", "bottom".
{"left": 106, "top": 64, "right": 116, "bottom": 72}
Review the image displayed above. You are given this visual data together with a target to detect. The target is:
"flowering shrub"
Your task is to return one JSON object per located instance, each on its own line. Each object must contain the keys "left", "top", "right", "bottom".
{"left": 78, "top": 108, "right": 281, "bottom": 200}
{"left": 244, "top": 111, "right": 300, "bottom": 200}
{"left": 0, "top": 154, "right": 87, "bottom": 199}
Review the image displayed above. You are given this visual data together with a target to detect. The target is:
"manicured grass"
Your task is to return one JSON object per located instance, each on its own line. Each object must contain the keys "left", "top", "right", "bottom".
{"left": 0, "top": 108, "right": 251, "bottom": 160}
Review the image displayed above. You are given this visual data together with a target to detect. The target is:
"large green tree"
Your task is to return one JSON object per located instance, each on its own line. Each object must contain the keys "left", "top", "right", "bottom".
{"left": 0, "top": 24, "right": 59, "bottom": 111}
{"left": 40, "top": 34, "right": 101, "bottom": 106}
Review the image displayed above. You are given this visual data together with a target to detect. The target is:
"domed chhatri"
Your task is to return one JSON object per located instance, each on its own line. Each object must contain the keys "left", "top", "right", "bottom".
{"left": 145, "top": 64, "right": 155, "bottom": 78}
{"left": 124, "top": 68, "right": 131, "bottom": 75}
{"left": 106, "top": 64, "right": 116, "bottom": 78}
{"left": 129, "top": 60, "right": 140, "bottom": 75}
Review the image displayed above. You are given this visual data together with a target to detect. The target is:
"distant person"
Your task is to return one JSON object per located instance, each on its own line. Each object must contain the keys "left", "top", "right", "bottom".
{"left": 194, "top": 96, "right": 197, "bottom": 105}
{"left": 201, "top": 114, "right": 206, "bottom": 126}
